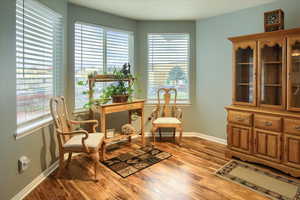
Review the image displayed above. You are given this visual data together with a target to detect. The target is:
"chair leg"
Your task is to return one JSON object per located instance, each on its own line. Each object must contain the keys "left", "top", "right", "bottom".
{"left": 151, "top": 127, "right": 156, "bottom": 146}
{"left": 178, "top": 128, "right": 183, "bottom": 146}
{"left": 159, "top": 128, "right": 162, "bottom": 141}
{"left": 91, "top": 152, "right": 99, "bottom": 181}
{"left": 94, "top": 161, "right": 98, "bottom": 181}
{"left": 65, "top": 152, "right": 72, "bottom": 169}
{"left": 173, "top": 128, "right": 176, "bottom": 139}
{"left": 100, "top": 142, "right": 106, "bottom": 162}
{"left": 57, "top": 152, "right": 65, "bottom": 177}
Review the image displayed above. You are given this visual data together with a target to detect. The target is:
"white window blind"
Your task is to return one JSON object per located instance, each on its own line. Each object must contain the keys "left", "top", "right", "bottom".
{"left": 74, "top": 22, "right": 133, "bottom": 109}
{"left": 74, "top": 23, "right": 104, "bottom": 108}
{"left": 106, "top": 31, "right": 130, "bottom": 73}
{"left": 16, "top": 0, "right": 63, "bottom": 125}
{"left": 147, "top": 33, "right": 190, "bottom": 103}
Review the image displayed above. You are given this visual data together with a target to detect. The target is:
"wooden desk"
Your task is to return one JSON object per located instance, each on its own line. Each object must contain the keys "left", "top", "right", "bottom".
{"left": 92, "top": 99, "right": 145, "bottom": 160}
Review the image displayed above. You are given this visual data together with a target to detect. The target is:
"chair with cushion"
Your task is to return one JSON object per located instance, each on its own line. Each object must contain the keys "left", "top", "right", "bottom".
{"left": 50, "top": 96, "right": 105, "bottom": 180}
{"left": 150, "top": 88, "right": 183, "bottom": 145}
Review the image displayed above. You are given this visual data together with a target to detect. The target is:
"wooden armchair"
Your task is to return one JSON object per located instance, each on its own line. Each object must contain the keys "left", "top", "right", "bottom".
{"left": 50, "top": 97, "right": 105, "bottom": 180}
{"left": 150, "top": 88, "right": 183, "bottom": 145}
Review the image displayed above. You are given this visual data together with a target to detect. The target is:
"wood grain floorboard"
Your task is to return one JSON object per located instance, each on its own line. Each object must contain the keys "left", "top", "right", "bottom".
{"left": 24, "top": 137, "right": 270, "bottom": 200}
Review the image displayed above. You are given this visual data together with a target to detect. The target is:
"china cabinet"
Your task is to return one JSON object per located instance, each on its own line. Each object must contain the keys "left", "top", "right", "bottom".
{"left": 226, "top": 27, "right": 300, "bottom": 177}
{"left": 287, "top": 36, "right": 300, "bottom": 111}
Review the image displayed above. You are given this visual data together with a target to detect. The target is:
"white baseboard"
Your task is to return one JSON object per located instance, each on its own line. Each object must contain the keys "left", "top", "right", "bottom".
{"left": 11, "top": 160, "right": 59, "bottom": 200}
{"left": 11, "top": 132, "right": 226, "bottom": 200}
{"left": 194, "top": 132, "right": 227, "bottom": 145}
{"left": 143, "top": 131, "right": 227, "bottom": 145}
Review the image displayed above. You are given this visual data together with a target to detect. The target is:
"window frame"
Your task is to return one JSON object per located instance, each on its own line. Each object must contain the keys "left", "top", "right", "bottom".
{"left": 146, "top": 32, "right": 191, "bottom": 105}
{"left": 74, "top": 21, "right": 134, "bottom": 110}
{"left": 15, "top": 0, "right": 63, "bottom": 137}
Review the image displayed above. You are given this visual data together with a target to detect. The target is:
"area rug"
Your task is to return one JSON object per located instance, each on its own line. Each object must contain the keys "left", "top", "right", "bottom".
{"left": 215, "top": 160, "right": 300, "bottom": 200}
{"left": 102, "top": 146, "right": 172, "bottom": 178}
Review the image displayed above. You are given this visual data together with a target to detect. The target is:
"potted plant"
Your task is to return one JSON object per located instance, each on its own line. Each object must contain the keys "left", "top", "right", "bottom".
{"left": 77, "top": 64, "right": 137, "bottom": 108}
{"left": 100, "top": 68, "right": 134, "bottom": 103}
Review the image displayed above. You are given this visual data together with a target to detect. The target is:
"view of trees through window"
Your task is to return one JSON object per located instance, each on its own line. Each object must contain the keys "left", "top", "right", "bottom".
{"left": 148, "top": 33, "right": 190, "bottom": 103}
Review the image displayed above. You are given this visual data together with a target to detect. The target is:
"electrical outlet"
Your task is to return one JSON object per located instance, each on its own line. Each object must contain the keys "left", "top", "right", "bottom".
{"left": 18, "top": 156, "right": 30, "bottom": 173}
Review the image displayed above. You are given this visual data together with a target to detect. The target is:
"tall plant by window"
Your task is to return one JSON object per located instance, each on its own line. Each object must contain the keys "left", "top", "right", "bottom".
{"left": 16, "top": 0, "right": 63, "bottom": 126}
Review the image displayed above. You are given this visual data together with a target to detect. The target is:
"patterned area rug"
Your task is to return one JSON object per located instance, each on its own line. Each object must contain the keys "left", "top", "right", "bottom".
{"left": 216, "top": 160, "right": 300, "bottom": 200}
{"left": 102, "top": 146, "right": 172, "bottom": 178}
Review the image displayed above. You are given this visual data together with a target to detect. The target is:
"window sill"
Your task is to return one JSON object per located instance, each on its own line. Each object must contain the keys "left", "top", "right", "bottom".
{"left": 73, "top": 108, "right": 88, "bottom": 114}
{"left": 15, "top": 117, "right": 53, "bottom": 140}
{"left": 145, "top": 101, "right": 192, "bottom": 107}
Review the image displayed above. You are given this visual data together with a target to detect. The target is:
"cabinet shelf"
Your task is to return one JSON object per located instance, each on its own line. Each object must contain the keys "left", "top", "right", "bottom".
{"left": 237, "top": 83, "right": 252, "bottom": 86}
{"left": 263, "top": 83, "right": 282, "bottom": 87}
{"left": 263, "top": 61, "right": 282, "bottom": 64}
{"left": 237, "top": 62, "right": 253, "bottom": 65}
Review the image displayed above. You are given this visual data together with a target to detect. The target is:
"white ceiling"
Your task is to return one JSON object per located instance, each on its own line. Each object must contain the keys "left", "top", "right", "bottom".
{"left": 68, "top": 0, "right": 277, "bottom": 20}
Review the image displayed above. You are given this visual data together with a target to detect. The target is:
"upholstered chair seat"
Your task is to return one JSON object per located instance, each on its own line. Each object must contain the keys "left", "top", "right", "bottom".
{"left": 63, "top": 132, "right": 105, "bottom": 151}
{"left": 153, "top": 117, "right": 181, "bottom": 124}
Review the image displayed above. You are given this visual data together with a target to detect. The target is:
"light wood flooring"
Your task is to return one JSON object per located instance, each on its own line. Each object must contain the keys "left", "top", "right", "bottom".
{"left": 24, "top": 137, "right": 270, "bottom": 200}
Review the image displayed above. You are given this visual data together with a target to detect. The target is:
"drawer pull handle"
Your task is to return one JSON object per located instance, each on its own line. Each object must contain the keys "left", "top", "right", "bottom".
{"left": 264, "top": 121, "right": 272, "bottom": 126}
{"left": 235, "top": 117, "right": 244, "bottom": 122}
{"left": 295, "top": 126, "right": 300, "bottom": 131}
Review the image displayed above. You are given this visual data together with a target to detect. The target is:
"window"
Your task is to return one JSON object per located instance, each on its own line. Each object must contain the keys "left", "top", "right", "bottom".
{"left": 16, "top": 0, "right": 63, "bottom": 126}
{"left": 147, "top": 33, "right": 190, "bottom": 104}
{"left": 75, "top": 22, "right": 133, "bottom": 109}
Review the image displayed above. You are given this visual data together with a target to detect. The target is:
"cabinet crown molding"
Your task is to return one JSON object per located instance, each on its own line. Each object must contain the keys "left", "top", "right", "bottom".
{"left": 228, "top": 27, "right": 300, "bottom": 42}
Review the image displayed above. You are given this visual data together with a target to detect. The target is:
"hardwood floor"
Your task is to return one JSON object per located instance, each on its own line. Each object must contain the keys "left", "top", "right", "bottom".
{"left": 24, "top": 137, "right": 270, "bottom": 200}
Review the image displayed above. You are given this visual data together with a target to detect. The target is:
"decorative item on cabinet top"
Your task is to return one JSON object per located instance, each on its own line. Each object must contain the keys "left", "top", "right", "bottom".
{"left": 264, "top": 9, "right": 284, "bottom": 32}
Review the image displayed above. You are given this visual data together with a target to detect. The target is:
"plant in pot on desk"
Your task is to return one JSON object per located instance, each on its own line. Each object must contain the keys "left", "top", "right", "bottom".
{"left": 77, "top": 63, "right": 137, "bottom": 108}
{"left": 100, "top": 64, "right": 135, "bottom": 104}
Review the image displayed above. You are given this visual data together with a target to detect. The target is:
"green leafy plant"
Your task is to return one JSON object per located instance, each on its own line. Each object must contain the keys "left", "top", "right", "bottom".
{"left": 99, "top": 69, "right": 135, "bottom": 104}
{"left": 77, "top": 68, "right": 137, "bottom": 108}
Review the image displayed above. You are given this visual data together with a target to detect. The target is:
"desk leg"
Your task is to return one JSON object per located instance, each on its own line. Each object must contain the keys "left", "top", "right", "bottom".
{"left": 100, "top": 112, "right": 106, "bottom": 160}
{"left": 141, "top": 108, "right": 145, "bottom": 146}
{"left": 100, "top": 142, "right": 106, "bottom": 161}
{"left": 128, "top": 110, "right": 132, "bottom": 143}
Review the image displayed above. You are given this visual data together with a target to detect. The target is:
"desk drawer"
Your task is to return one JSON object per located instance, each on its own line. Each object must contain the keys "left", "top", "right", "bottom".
{"left": 104, "top": 102, "right": 143, "bottom": 114}
{"left": 284, "top": 119, "right": 300, "bottom": 135}
{"left": 228, "top": 111, "right": 252, "bottom": 126}
{"left": 254, "top": 115, "right": 282, "bottom": 132}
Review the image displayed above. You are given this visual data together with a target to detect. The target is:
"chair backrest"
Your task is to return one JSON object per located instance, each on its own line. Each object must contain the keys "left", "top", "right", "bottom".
{"left": 50, "top": 96, "right": 72, "bottom": 145}
{"left": 156, "top": 88, "right": 177, "bottom": 117}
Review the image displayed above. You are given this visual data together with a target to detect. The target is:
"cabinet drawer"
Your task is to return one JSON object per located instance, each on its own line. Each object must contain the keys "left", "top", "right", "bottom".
{"left": 228, "top": 111, "right": 252, "bottom": 126}
{"left": 254, "top": 115, "right": 282, "bottom": 132}
{"left": 284, "top": 119, "right": 300, "bottom": 135}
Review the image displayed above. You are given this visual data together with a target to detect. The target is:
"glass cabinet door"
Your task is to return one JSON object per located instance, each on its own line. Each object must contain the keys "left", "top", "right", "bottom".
{"left": 287, "top": 37, "right": 300, "bottom": 111}
{"left": 233, "top": 42, "right": 257, "bottom": 106}
{"left": 258, "top": 39, "right": 285, "bottom": 109}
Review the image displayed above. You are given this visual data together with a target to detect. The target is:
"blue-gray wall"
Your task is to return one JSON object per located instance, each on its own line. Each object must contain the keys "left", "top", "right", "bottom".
{"left": 0, "top": 0, "right": 67, "bottom": 200}
{"left": 196, "top": 0, "right": 300, "bottom": 139}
